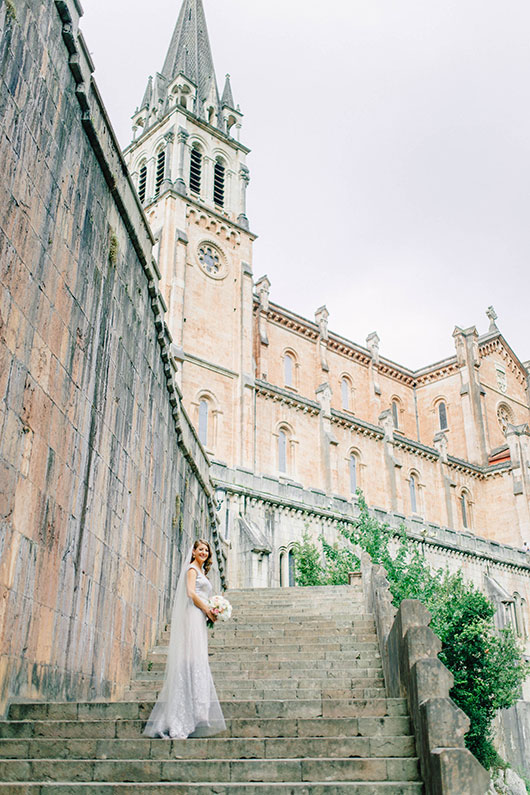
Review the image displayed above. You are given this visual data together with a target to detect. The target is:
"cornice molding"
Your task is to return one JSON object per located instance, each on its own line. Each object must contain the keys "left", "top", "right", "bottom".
{"left": 255, "top": 380, "right": 321, "bottom": 416}
{"left": 253, "top": 300, "right": 527, "bottom": 391}
{"left": 330, "top": 410, "right": 384, "bottom": 441}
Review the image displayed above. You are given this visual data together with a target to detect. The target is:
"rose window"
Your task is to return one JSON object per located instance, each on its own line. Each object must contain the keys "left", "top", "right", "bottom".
{"left": 198, "top": 245, "right": 220, "bottom": 275}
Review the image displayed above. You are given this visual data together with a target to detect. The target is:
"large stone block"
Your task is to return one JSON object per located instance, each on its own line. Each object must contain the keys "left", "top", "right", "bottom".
{"left": 420, "top": 697, "right": 469, "bottom": 752}
{"left": 430, "top": 747, "right": 490, "bottom": 795}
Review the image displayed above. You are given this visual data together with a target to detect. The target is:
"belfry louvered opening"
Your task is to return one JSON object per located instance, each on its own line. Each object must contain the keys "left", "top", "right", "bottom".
{"left": 190, "top": 147, "right": 202, "bottom": 194}
{"left": 213, "top": 160, "right": 225, "bottom": 207}
{"left": 138, "top": 163, "right": 147, "bottom": 204}
{"left": 155, "top": 149, "right": 166, "bottom": 196}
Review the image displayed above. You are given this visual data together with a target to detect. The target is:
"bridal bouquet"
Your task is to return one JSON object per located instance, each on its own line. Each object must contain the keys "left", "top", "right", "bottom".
{"left": 206, "top": 594, "right": 232, "bottom": 628}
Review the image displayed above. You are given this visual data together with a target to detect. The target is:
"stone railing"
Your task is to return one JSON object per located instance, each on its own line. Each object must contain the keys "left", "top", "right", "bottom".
{"left": 211, "top": 463, "right": 530, "bottom": 577}
{"left": 360, "top": 552, "right": 490, "bottom": 795}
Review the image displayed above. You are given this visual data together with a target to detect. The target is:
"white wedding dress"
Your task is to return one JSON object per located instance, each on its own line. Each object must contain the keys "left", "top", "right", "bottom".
{"left": 143, "top": 561, "right": 226, "bottom": 739}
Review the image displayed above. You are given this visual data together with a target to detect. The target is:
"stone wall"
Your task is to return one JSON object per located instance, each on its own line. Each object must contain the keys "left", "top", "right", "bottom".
{"left": 0, "top": 0, "right": 224, "bottom": 716}
{"left": 494, "top": 702, "right": 530, "bottom": 778}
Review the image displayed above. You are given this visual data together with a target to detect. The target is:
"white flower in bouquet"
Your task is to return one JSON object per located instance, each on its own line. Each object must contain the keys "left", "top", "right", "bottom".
{"left": 207, "top": 594, "right": 232, "bottom": 627}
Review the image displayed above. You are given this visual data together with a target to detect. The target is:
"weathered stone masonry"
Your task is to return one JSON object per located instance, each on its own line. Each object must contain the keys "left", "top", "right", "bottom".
{"left": 0, "top": 0, "right": 225, "bottom": 716}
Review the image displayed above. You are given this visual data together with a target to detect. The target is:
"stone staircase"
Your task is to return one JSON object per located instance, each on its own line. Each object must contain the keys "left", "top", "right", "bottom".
{"left": 0, "top": 583, "right": 424, "bottom": 793}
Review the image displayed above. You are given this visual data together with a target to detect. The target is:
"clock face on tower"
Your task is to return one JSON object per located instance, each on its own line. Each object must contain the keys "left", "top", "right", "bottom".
{"left": 197, "top": 242, "right": 226, "bottom": 279}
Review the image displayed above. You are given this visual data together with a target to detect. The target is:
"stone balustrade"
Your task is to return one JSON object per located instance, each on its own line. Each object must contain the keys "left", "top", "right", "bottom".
{"left": 360, "top": 552, "right": 491, "bottom": 795}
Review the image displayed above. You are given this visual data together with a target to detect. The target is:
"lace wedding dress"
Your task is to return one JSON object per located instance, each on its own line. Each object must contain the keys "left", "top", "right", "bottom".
{"left": 143, "top": 560, "right": 226, "bottom": 739}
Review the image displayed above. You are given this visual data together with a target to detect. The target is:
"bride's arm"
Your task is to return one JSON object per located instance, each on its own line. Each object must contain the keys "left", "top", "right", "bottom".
{"left": 186, "top": 569, "right": 217, "bottom": 621}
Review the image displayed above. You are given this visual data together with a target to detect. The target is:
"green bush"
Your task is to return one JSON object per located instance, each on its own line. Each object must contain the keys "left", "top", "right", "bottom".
{"left": 291, "top": 532, "right": 326, "bottom": 587}
{"left": 292, "top": 531, "right": 359, "bottom": 587}
{"left": 292, "top": 492, "right": 529, "bottom": 769}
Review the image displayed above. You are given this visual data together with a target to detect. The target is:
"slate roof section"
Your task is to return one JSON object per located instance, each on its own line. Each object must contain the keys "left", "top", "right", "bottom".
{"left": 161, "top": 0, "right": 220, "bottom": 111}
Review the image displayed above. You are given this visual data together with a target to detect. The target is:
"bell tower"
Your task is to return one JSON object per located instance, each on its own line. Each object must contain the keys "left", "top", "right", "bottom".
{"left": 124, "top": 0, "right": 256, "bottom": 469}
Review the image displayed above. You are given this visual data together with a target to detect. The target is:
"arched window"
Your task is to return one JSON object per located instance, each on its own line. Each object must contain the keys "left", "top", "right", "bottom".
{"left": 154, "top": 148, "right": 166, "bottom": 196}
{"left": 341, "top": 377, "right": 350, "bottom": 411}
{"left": 497, "top": 403, "right": 514, "bottom": 434}
{"left": 198, "top": 399, "right": 209, "bottom": 446}
{"left": 438, "top": 401, "right": 448, "bottom": 431}
{"left": 279, "top": 551, "right": 285, "bottom": 587}
{"left": 349, "top": 454, "right": 358, "bottom": 493}
{"left": 460, "top": 490, "right": 471, "bottom": 529}
{"left": 213, "top": 158, "right": 225, "bottom": 207}
{"left": 189, "top": 145, "right": 202, "bottom": 194}
{"left": 278, "top": 429, "right": 287, "bottom": 473}
{"left": 392, "top": 400, "right": 400, "bottom": 430}
{"left": 288, "top": 549, "right": 295, "bottom": 586}
{"left": 284, "top": 353, "right": 294, "bottom": 387}
{"left": 138, "top": 161, "right": 147, "bottom": 204}
{"left": 409, "top": 473, "right": 418, "bottom": 514}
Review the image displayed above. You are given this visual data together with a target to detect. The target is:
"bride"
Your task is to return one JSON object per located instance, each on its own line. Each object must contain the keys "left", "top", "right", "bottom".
{"left": 143, "top": 539, "right": 226, "bottom": 739}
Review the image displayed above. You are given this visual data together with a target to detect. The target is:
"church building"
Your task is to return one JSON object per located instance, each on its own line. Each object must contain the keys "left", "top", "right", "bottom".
{"left": 123, "top": 0, "right": 530, "bottom": 648}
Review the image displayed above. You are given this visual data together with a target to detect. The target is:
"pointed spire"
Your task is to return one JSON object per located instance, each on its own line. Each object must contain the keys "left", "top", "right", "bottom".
{"left": 140, "top": 75, "right": 153, "bottom": 111}
{"left": 161, "top": 0, "right": 220, "bottom": 111}
{"left": 221, "top": 73, "right": 235, "bottom": 109}
{"left": 132, "top": 0, "right": 243, "bottom": 136}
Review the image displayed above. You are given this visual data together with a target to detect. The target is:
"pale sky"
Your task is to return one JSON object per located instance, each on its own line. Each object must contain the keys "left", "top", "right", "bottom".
{"left": 81, "top": 1, "right": 529, "bottom": 370}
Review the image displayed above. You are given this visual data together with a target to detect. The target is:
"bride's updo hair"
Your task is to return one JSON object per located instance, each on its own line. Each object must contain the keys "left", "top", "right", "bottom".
{"left": 190, "top": 538, "right": 213, "bottom": 574}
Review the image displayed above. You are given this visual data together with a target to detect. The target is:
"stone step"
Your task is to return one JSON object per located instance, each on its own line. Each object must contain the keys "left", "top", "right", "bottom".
{"left": 130, "top": 674, "right": 385, "bottom": 688}
{"left": 0, "top": 755, "right": 420, "bottom": 783}
{"left": 208, "top": 624, "right": 376, "bottom": 632}
{"left": 209, "top": 626, "right": 378, "bottom": 636}
{"left": 210, "top": 623, "right": 373, "bottom": 636}
{"left": 221, "top": 609, "right": 367, "bottom": 618}
{"left": 206, "top": 650, "right": 381, "bottom": 663}
{"left": 226, "top": 596, "right": 366, "bottom": 603}
{"left": 226, "top": 592, "right": 364, "bottom": 600}
{"left": 199, "top": 628, "right": 377, "bottom": 641}
{"left": 145, "top": 660, "right": 383, "bottom": 673}
{"left": 141, "top": 662, "right": 384, "bottom": 676}
{"left": 125, "top": 687, "right": 387, "bottom": 702}
{"left": 224, "top": 603, "right": 369, "bottom": 608}
{"left": 206, "top": 661, "right": 383, "bottom": 674}
{"left": 213, "top": 653, "right": 381, "bottom": 665}
{"left": 0, "top": 715, "right": 413, "bottom": 740}
{"left": 0, "top": 735, "right": 416, "bottom": 760}
{"left": 8, "top": 699, "right": 408, "bottom": 723}
{"left": 226, "top": 588, "right": 363, "bottom": 600}
{"left": 203, "top": 617, "right": 376, "bottom": 628}
{"left": 227, "top": 584, "right": 362, "bottom": 591}
{"left": 207, "top": 638, "right": 379, "bottom": 650}
{"left": 208, "top": 608, "right": 367, "bottom": 619}
{"left": 0, "top": 782, "right": 424, "bottom": 793}
{"left": 159, "top": 620, "right": 377, "bottom": 639}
